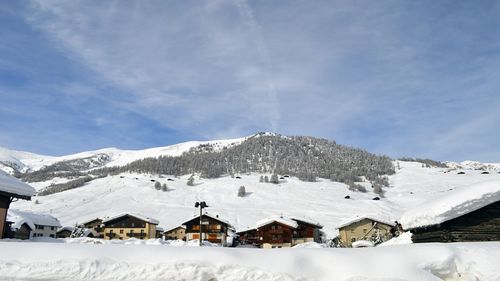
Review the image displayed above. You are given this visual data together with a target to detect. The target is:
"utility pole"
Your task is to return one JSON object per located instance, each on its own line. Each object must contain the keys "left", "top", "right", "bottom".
{"left": 194, "top": 201, "right": 208, "bottom": 246}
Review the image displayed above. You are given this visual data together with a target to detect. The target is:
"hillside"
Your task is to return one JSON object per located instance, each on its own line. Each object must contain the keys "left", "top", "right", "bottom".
{"left": 4, "top": 133, "right": 500, "bottom": 239}
{"left": 11, "top": 161, "right": 500, "bottom": 238}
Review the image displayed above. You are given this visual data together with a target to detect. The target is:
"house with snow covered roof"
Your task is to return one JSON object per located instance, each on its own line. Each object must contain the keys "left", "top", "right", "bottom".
{"left": 6, "top": 209, "right": 61, "bottom": 239}
{"left": 400, "top": 180, "right": 500, "bottom": 243}
{"left": 78, "top": 217, "right": 105, "bottom": 238}
{"left": 183, "top": 213, "right": 230, "bottom": 246}
{"left": 253, "top": 215, "right": 324, "bottom": 248}
{"left": 0, "top": 171, "right": 36, "bottom": 239}
{"left": 236, "top": 227, "right": 259, "bottom": 246}
{"left": 164, "top": 225, "right": 186, "bottom": 241}
{"left": 102, "top": 213, "right": 159, "bottom": 240}
{"left": 290, "top": 216, "right": 324, "bottom": 245}
{"left": 256, "top": 216, "right": 298, "bottom": 249}
{"left": 337, "top": 215, "right": 395, "bottom": 247}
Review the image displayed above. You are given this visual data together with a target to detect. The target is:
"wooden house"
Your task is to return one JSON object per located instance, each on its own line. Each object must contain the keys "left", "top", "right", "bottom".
{"left": 401, "top": 181, "right": 500, "bottom": 243}
{"left": 183, "top": 213, "right": 230, "bottom": 246}
{"left": 78, "top": 218, "right": 104, "bottom": 238}
{"left": 236, "top": 227, "right": 259, "bottom": 246}
{"left": 337, "top": 216, "right": 395, "bottom": 247}
{"left": 290, "top": 217, "right": 324, "bottom": 244}
{"left": 6, "top": 209, "right": 61, "bottom": 239}
{"left": 256, "top": 216, "right": 298, "bottom": 249}
{"left": 164, "top": 226, "right": 186, "bottom": 240}
{"left": 0, "top": 171, "right": 36, "bottom": 239}
{"left": 56, "top": 226, "right": 74, "bottom": 238}
{"left": 102, "top": 213, "right": 159, "bottom": 240}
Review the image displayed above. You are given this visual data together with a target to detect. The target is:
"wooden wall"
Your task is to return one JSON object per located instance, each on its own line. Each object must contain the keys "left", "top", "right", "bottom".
{"left": 411, "top": 201, "right": 500, "bottom": 243}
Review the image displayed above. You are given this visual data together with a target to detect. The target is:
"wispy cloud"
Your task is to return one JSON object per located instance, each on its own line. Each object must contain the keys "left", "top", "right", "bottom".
{"left": 0, "top": 0, "right": 499, "bottom": 161}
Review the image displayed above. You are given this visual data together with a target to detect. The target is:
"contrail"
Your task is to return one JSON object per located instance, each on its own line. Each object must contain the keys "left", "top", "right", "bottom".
{"left": 234, "top": 0, "right": 280, "bottom": 132}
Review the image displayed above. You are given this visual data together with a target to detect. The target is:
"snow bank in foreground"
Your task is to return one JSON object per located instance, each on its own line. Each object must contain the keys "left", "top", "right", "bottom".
{"left": 0, "top": 241, "right": 499, "bottom": 281}
{"left": 400, "top": 180, "right": 500, "bottom": 229}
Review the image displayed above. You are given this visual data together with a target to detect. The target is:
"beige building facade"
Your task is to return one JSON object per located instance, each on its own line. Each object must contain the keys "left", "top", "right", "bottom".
{"left": 338, "top": 217, "right": 394, "bottom": 247}
{"left": 102, "top": 213, "right": 159, "bottom": 240}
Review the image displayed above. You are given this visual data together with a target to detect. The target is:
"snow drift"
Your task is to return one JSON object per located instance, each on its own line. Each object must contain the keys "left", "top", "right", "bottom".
{"left": 0, "top": 240, "right": 499, "bottom": 281}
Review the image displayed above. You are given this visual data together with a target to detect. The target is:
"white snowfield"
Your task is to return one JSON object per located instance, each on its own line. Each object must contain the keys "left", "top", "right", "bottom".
{"left": 0, "top": 170, "right": 36, "bottom": 197}
{"left": 0, "top": 240, "right": 499, "bottom": 281}
{"left": 0, "top": 136, "right": 247, "bottom": 173}
{"left": 400, "top": 180, "right": 500, "bottom": 229}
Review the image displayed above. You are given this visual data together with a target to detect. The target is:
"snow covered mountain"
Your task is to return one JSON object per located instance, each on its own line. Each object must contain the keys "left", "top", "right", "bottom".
{"left": 3, "top": 133, "right": 499, "bottom": 240}
{"left": 0, "top": 136, "right": 248, "bottom": 174}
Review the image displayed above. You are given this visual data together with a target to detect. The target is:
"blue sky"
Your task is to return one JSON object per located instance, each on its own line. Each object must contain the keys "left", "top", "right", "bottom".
{"left": 1, "top": 0, "right": 499, "bottom": 162}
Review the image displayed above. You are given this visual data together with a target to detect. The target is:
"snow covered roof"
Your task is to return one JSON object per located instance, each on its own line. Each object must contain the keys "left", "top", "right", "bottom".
{"left": 401, "top": 180, "right": 500, "bottom": 229}
{"left": 164, "top": 225, "right": 186, "bottom": 233}
{"left": 57, "top": 226, "right": 75, "bottom": 232}
{"left": 181, "top": 213, "right": 231, "bottom": 226}
{"left": 102, "top": 213, "right": 159, "bottom": 225}
{"left": 7, "top": 209, "right": 62, "bottom": 230}
{"left": 337, "top": 215, "right": 395, "bottom": 229}
{"left": 0, "top": 170, "right": 36, "bottom": 198}
{"left": 78, "top": 217, "right": 103, "bottom": 226}
{"left": 256, "top": 216, "right": 298, "bottom": 229}
{"left": 290, "top": 216, "right": 323, "bottom": 228}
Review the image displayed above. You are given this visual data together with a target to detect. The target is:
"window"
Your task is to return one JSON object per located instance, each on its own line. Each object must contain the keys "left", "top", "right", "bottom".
{"left": 350, "top": 229, "right": 354, "bottom": 233}
{"left": 51, "top": 226, "right": 55, "bottom": 231}
{"left": 363, "top": 229, "right": 368, "bottom": 233}
{"left": 50, "top": 234, "right": 55, "bottom": 238}
{"left": 277, "top": 225, "right": 282, "bottom": 229}
{"left": 35, "top": 225, "right": 44, "bottom": 230}
{"left": 131, "top": 223, "right": 135, "bottom": 227}
{"left": 351, "top": 237, "right": 356, "bottom": 242}
{"left": 120, "top": 229, "right": 124, "bottom": 234}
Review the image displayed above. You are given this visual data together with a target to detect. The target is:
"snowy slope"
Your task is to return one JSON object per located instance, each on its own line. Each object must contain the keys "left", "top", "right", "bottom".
{"left": 11, "top": 161, "right": 500, "bottom": 238}
{"left": 0, "top": 137, "right": 247, "bottom": 174}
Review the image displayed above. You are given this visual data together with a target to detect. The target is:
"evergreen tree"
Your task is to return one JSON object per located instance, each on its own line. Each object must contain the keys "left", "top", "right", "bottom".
{"left": 238, "top": 185, "right": 246, "bottom": 197}
{"left": 154, "top": 181, "right": 161, "bottom": 190}
{"left": 259, "top": 175, "right": 264, "bottom": 183}
{"left": 264, "top": 175, "right": 269, "bottom": 183}
{"left": 162, "top": 183, "right": 168, "bottom": 192}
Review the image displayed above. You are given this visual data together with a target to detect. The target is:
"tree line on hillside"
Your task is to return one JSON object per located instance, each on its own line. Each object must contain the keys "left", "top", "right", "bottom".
{"left": 398, "top": 157, "right": 447, "bottom": 168}
{"left": 92, "top": 134, "right": 395, "bottom": 191}
{"left": 19, "top": 134, "right": 397, "bottom": 195}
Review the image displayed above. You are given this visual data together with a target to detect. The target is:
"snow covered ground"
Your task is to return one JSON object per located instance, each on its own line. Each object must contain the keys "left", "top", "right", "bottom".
{"left": 0, "top": 239, "right": 499, "bottom": 281}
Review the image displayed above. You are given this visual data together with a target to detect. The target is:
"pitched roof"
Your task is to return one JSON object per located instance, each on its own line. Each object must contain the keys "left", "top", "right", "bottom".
{"left": 78, "top": 217, "right": 103, "bottom": 226}
{"left": 290, "top": 216, "right": 323, "bottom": 228}
{"left": 337, "top": 215, "right": 395, "bottom": 229}
{"left": 256, "top": 215, "right": 298, "bottom": 229}
{"left": 181, "top": 213, "right": 231, "bottom": 226}
{"left": 401, "top": 180, "right": 500, "bottom": 229}
{"left": 102, "top": 213, "right": 159, "bottom": 225}
{"left": 164, "top": 225, "right": 186, "bottom": 233}
{"left": 7, "top": 209, "right": 61, "bottom": 230}
{"left": 0, "top": 170, "right": 36, "bottom": 199}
